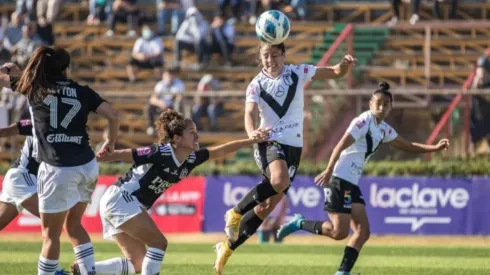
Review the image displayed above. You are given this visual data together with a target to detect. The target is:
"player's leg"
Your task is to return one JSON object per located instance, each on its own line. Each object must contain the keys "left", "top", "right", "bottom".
{"left": 276, "top": 177, "right": 352, "bottom": 240}
{"left": 225, "top": 142, "right": 289, "bottom": 241}
{"left": 119, "top": 212, "right": 167, "bottom": 275}
{"left": 39, "top": 211, "right": 68, "bottom": 275}
{"left": 0, "top": 201, "right": 19, "bottom": 230}
{"left": 72, "top": 232, "right": 142, "bottom": 275}
{"left": 20, "top": 194, "right": 40, "bottom": 217}
{"left": 335, "top": 185, "right": 369, "bottom": 275}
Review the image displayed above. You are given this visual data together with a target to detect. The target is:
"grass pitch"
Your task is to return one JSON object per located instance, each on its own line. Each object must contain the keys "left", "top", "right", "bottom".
{"left": 0, "top": 238, "right": 489, "bottom": 275}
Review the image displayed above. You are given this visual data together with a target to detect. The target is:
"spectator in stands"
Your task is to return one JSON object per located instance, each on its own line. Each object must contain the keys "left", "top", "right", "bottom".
{"left": 88, "top": 0, "right": 111, "bottom": 25}
{"left": 37, "top": 0, "right": 62, "bottom": 24}
{"left": 388, "top": 0, "right": 421, "bottom": 26}
{"left": 126, "top": 24, "right": 164, "bottom": 82}
{"left": 10, "top": 22, "right": 43, "bottom": 68}
{"left": 106, "top": 0, "right": 139, "bottom": 37}
{"left": 218, "top": 0, "right": 242, "bottom": 22}
{"left": 283, "top": 0, "right": 307, "bottom": 21}
{"left": 3, "top": 12, "right": 24, "bottom": 51}
{"left": 156, "top": 0, "right": 186, "bottom": 36}
{"left": 175, "top": 7, "right": 210, "bottom": 70}
{"left": 146, "top": 66, "right": 185, "bottom": 135}
{"left": 192, "top": 74, "right": 223, "bottom": 131}
{"left": 16, "top": 0, "right": 36, "bottom": 22}
{"left": 210, "top": 13, "right": 235, "bottom": 67}
{"left": 433, "top": 0, "right": 458, "bottom": 20}
{"left": 0, "top": 40, "right": 10, "bottom": 65}
{"left": 473, "top": 48, "right": 490, "bottom": 89}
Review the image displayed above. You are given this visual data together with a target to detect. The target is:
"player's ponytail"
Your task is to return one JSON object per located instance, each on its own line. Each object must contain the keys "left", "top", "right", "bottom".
{"left": 16, "top": 46, "right": 71, "bottom": 102}
{"left": 156, "top": 109, "right": 193, "bottom": 144}
{"left": 373, "top": 81, "right": 393, "bottom": 102}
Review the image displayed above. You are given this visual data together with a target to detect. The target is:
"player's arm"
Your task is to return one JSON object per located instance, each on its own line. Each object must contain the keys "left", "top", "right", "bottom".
{"left": 207, "top": 131, "right": 269, "bottom": 160}
{"left": 97, "top": 149, "right": 133, "bottom": 162}
{"left": 312, "top": 55, "right": 356, "bottom": 80}
{"left": 95, "top": 102, "right": 120, "bottom": 155}
{"left": 389, "top": 136, "right": 450, "bottom": 153}
{"left": 0, "top": 123, "right": 20, "bottom": 137}
{"left": 0, "top": 63, "right": 21, "bottom": 89}
{"left": 244, "top": 102, "right": 259, "bottom": 138}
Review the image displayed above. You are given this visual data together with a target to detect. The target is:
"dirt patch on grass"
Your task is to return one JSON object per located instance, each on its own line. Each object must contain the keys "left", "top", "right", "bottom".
{"left": 0, "top": 233, "right": 489, "bottom": 247}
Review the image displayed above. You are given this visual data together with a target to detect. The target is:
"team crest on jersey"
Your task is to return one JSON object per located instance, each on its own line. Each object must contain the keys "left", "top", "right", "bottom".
{"left": 137, "top": 147, "right": 152, "bottom": 156}
{"left": 180, "top": 168, "right": 189, "bottom": 179}
{"left": 355, "top": 120, "right": 366, "bottom": 129}
{"left": 275, "top": 85, "right": 286, "bottom": 97}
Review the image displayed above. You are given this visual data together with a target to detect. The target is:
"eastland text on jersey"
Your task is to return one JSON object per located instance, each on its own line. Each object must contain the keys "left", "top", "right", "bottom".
{"left": 47, "top": 134, "right": 83, "bottom": 144}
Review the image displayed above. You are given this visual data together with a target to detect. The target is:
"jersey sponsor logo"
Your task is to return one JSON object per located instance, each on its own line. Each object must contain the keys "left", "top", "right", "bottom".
{"left": 149, "top": 176, "right": 174, "bottom": 194}
{"left": 20, "top": 120, "right": 32, "bottom": 126}
{"left": 355, "top": 119, "right": 366, "bottom": 129}
{"left": 137, "top": 147, "right": 152, "bottom": 156}
{"left": 304, "top": 67, "right": 308, "bottom": 74}
{"left": 46, "top": 134, "right": 83, "bottom": 144}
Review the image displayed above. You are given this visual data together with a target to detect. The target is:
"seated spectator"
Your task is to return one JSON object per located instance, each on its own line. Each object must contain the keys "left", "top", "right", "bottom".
{"left": 3, "top": 12, "right": 24, "bottom": 51}
{"left": 0, "top": 40, "right": 10, "bottom": 64}
{"left": 282, "top": 0, "right": 307, "bottom": 21}
{"left": 210, "top": 14, "right": 235, "bottom": 67}
{"left": 388, "top": 0, "right": 420, "bottom": 26}
{"left": 126, "top": 24, "right": 164, "bottom": 82}
{"left": 106, "top": 0, "right": 139, "bottom": 37}
{"left": 218, "top": 0, "right": 242, "bottom": 22}
{"left": 11, "top": 23, "right": 43, "bottom": 68}
{"left": 16, "top": 0, "right": 36, "bottom": 22}
{"left": 473, "top": 48, "right": 490, "bottom": 89}
{"left": 433, "top": 0, "right": 458, "bottom": 20}
{"left": 88, "top": 0, "right": 111, "bottom": 25}
{"left": 156, "top": 0, "right": 186, "bottom": 36}
{"left": 175, "top": 7, "right": 210, "bottom": 70}
{"left": 146, "top": 66, "right": 185, "bottom": 135}
{"left": 192, "top": 74, "right": 223, "bottom": 131}
{"left": 37, "top": 0, "right": 62, "bottom": 24}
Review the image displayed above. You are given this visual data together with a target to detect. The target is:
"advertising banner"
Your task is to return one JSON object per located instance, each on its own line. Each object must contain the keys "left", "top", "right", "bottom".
{"left": 0, "top": 176, "right": 206, "bottom": 233}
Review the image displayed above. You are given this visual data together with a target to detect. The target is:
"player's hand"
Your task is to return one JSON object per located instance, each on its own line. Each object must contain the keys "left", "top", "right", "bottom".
{"left": 436, "top": 139, "right": 450, "bottom": 151}
{"left": 250, "top": 127, "right": 271, "bottom": 142}
{"left": 96, "top": 140, "right": 115, "bottom": 159}
{"left": 339, "top": 55, "right": 357, "bottom": 68}
{"left": 314, "top": 168, "right": 333, "bottom": 187}
{"left": 0, "top": 63, "right": 21, "bottom": 75}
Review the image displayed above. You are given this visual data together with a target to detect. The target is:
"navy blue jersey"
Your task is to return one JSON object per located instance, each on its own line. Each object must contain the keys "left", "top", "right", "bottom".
{"left": 10, "top": 120, "right": 39, "bottom": 175}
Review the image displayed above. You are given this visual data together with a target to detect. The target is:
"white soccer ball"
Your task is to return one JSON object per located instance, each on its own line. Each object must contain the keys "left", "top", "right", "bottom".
{"left": 255, "top": 10, "right": 291, "bottom": 45}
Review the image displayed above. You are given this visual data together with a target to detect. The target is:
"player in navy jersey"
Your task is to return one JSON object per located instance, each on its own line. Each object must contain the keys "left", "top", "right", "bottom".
{"left": 0, "top": 46, "right": 120, "bottom": 275}
{"left": 276, "top": 82, "right": 450, "bottom": 275}
{"left": 70, "top": 109, "right": 270, "bottom": 275}
{"left": 214, "top": 42, "right": 356, "bottom": 274}
{"left": 0, "top": 120, "right": 70, "bottom": 275}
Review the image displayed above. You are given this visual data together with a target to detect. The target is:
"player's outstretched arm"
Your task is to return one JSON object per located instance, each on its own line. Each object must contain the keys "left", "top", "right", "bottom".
{"left": 314, "top": 132, "right": 355, "bottom": 186}
{"left": 0, "top": 123, "right": 20, "bottom": 137}
{"left": 207, "top": 128, "right": 270, "bottom": 160}
{"left": 95, "top": 102, "right": 120, "bottom": 157}
{"left": 97, "top": 149, "right": 133, "bottom": 162}
{"left": 312, "top": 55, "right": 356, "bottom": 80}
{"left": 388, "top": 136, "right": 450, "bottom": 153}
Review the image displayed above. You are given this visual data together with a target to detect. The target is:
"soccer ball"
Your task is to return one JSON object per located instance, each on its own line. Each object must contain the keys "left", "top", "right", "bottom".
{"left": 255, "top": 10, "right": 291, "bottom": 45}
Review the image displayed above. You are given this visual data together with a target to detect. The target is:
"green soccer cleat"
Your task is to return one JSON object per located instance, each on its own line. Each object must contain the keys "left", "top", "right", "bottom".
{"left": 276, "top": 214, "right": 305, "bottom": 240}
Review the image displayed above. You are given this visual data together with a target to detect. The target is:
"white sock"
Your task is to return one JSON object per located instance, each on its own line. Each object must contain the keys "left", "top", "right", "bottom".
{"left": 95, "top": 257, "right": 136, "bottom": 275}
{"left": 141, "top": 248, "right": 165, "bottom": 275}
{"left": 38, "top": 256, "right": 58, "bottom": 275}
{"left": 74, "top": 243, "right": 96, "bottom": 275}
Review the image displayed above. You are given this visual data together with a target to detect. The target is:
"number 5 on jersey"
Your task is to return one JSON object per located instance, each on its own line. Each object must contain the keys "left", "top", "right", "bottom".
{"left": 43, "top": 95, "right": 81, "bottom": 129}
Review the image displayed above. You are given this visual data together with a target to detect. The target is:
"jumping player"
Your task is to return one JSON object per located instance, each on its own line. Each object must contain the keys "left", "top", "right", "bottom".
{"left": 213, "top": 42, "right": 356, "bottom": 274}
{"left": 0, "top": 46, "right": 120, "bottom": 275}
{"left": 0, "top": 120, "right": 69, "bottom": 275}
{"left": 71, "top": 109, "right": 270, "bottom": 275}
{"left": 276, "top": 82, "right": 450, "bottom": 275}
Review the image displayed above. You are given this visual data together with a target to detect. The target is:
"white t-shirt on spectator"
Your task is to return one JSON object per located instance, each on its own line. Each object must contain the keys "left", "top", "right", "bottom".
{"left": 154, "top": 79, "right": 185, "bottom": 106}
{"left": 133, "top": 37, "right": 164, "bottom": 57}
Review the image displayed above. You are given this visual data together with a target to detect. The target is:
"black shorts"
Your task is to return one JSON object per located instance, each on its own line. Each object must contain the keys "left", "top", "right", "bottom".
{"left": 324, "top": 176, "right": 365, "bottom": 214}
{"left": 129, "top": 57, "right": 163, "bottom": 69}
{"left": 253, "top": 141, "right": 302, "bottom": 185}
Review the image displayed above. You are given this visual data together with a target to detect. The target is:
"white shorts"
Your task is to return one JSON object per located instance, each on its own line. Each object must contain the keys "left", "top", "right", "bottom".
{"left": 37, "top": 158, "right": 99, "bottom": 213}
{"left": 0, "top": 168, "right": 37, "bottom": 211}
{"left": 99, "top": 185, "right": 143, "bottom": 240}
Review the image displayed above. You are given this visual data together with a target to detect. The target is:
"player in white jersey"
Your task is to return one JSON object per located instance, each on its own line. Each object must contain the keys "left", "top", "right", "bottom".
{"left": 213, "top": 42, "right": 356, "bottom": 274}
{"left": 276, "top": 82, "right": 450, "bottom": 275}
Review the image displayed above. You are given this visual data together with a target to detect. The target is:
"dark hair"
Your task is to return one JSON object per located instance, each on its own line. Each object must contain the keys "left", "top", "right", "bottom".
{"left": 373, "top": 82, "right": 393, "bottom": 102}
{"left": 16, "top": 46, "right": 71, "bottom": 101}
{"left": 256, "top": 42, "right": 286, "bottom": 67}
{"left": 155, "top": 109, "right": 194, "bottom": 144}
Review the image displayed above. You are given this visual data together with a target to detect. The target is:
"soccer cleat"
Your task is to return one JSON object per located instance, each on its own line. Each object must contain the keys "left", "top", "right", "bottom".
{"left": 213, "top": 242, "right": 233, "bottom": 275}
{"left": 70, "top": 262, "right": 81, "bottom": 275}
{"left": 224, "top": 209, "right": 242, "bottom": 242}
{"left": 54, "top": 269, "right": 70, "bottom": 275}
{"left": 276, "top": 214, "right": 305, "bottom": 240}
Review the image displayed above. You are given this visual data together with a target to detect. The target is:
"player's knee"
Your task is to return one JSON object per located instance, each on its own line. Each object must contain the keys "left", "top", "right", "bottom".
{"left": 359, "top": 227, "right": 370, "bottom": 242}
{"left": 331, "top": 229, "right": 350, "bottom": 240}
{"left": 149, "top": 235, "right": 168, "bottom": 251}
{"left": 269, "top": 173, "right": 289, "bottom": 192}
{"left": 64, "top": 220, "right": 83, "bottom": 237}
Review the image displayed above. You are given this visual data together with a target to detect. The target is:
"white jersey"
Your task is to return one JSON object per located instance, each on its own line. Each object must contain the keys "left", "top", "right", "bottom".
{"left": 333, "top": 111, "right": 398, "bottom": 185}
{"left": 245, "top": 64, "right": 316, "bottom": 147}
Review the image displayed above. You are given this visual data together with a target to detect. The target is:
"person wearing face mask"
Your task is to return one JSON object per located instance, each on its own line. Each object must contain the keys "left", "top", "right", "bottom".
{"left": 213, "top": 42, "right": 356, "bottom": 274}
{"left": 276, "top": 82, "right": 450, "bottom": 275}
{"left": 126, "top": 25, "right": 164, "bottom": 83}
